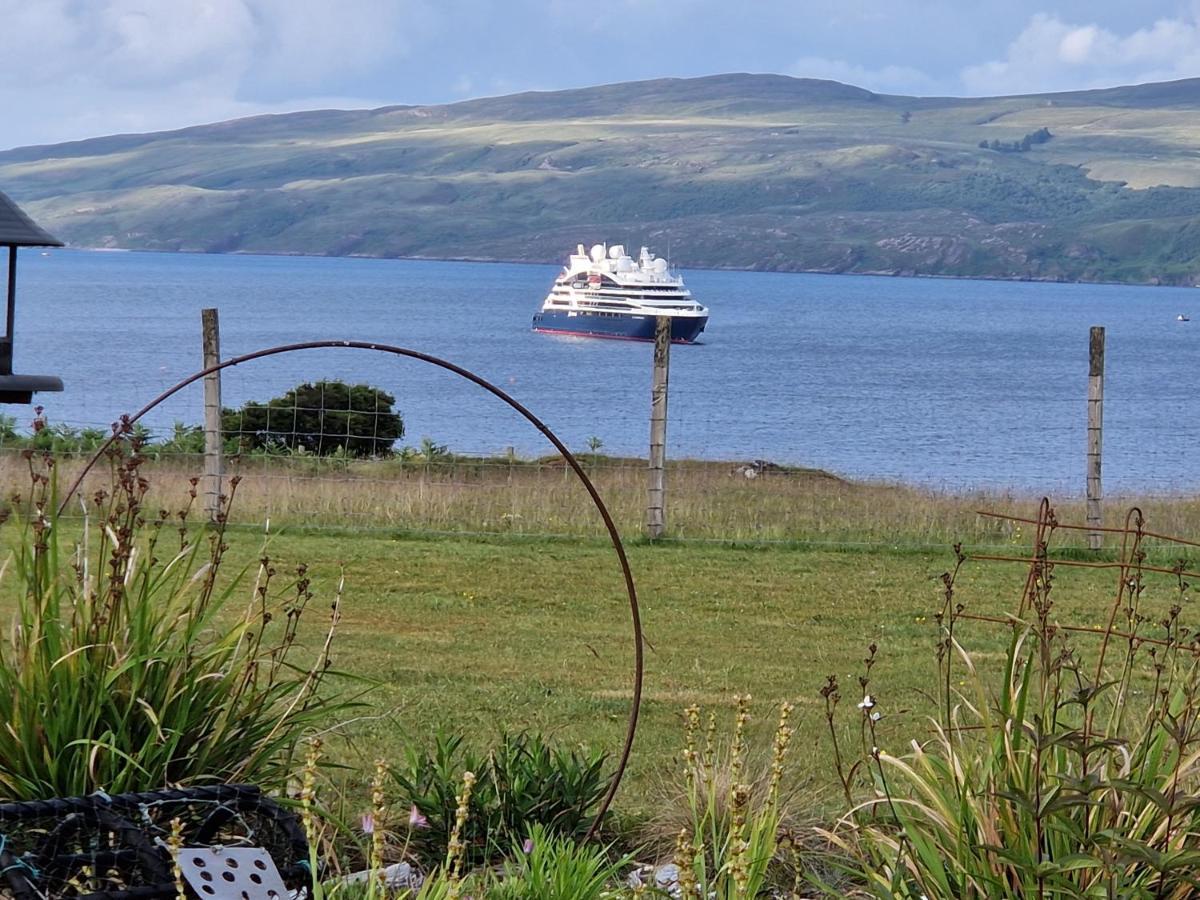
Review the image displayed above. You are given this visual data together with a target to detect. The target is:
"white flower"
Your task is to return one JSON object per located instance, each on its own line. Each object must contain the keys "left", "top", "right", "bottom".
{"left": 870, "top": 711, "right": 881, "bottom": 721}
{"left": 857, "top": 695, "right": 876, "bottom": 710}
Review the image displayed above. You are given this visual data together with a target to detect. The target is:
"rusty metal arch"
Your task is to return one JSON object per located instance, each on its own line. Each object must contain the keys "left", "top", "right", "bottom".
{"left": 57, "top": 340, "right": 644, "bottom": 839}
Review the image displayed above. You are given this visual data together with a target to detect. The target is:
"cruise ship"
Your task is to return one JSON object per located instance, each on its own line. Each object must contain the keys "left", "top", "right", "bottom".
{"left": 532, "top": 244, "right": 709, "bottom": 343}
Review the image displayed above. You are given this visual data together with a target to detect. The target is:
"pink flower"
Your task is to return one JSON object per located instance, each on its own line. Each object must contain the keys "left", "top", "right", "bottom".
{"left": 522, "top": 838, "right": 534, "bottom": 854}
{"left": 408, "top": 804, "right": 429, "bottom": 830}
{"left": 360, "top": 813, "right": 375, "bottom": 834}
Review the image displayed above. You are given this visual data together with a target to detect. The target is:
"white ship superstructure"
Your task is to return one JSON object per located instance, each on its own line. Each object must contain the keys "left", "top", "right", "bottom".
{"left": 532, "top": 243, "right": 709, "bottom": 343}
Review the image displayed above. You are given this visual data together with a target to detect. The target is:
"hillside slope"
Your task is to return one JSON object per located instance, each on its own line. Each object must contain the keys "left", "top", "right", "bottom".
{"left": 4, "top": 73, "right": 1200, "bottom": 283}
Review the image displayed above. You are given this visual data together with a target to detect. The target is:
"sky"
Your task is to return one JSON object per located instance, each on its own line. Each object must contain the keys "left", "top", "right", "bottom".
{"left": 3, "top": 0, "right": 1200, "bottom": 150}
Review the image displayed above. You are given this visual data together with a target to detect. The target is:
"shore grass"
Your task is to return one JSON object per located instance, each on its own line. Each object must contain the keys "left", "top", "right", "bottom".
{"left": 9, "top": 448, "right": 1200, "bottom": 550}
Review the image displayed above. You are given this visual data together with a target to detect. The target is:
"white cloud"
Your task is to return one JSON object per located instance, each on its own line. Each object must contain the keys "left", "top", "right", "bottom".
{"left": 0, "top": 0, "right": 436, "bottom": 91}
{"left": 789, "top": 56, "right": 941, "bottom": 96}
{"left": 0, "top": 0, "right": 255, "bottom": 89}
{"left": 245, "top": 0, "right": 437, "bottom": 93}
{"left": 962, "top": 11, "right": 1200, "bottom": 95}
{"left": 5, "top": 0, "right": 1200, "bottom": 149}
{"left": 96, "top": 0, "right": 257, "bottom": 87}
{"left": 0, "top": 0, "right": 433, "bottom": 148}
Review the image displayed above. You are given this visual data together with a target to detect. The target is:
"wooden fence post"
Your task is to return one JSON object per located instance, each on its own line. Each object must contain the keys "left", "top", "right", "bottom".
{"left": 1087, "top": 326, "right": 1105, "bottom": 550}
{"left": 202, "top": 308, "right": 223, "bottom": 523}
{"left": 647, "top": 316, "right": 670, "bottom": 539}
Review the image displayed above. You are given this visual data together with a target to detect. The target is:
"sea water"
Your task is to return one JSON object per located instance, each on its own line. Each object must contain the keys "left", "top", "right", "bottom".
{"left": 13, "top": 249, "right": 1200, "bottom": 493}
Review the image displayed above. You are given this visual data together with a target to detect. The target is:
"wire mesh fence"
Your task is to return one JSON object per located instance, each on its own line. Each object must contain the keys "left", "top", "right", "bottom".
{"left": 10, "top": 381, "right": 1200, "bottom": 496}
{"left": 16, "top": 249, "right": 1200, "bottom": 503}
{"left": 4, "top": 300, "right": 1200, "bottom": 550}
{"left": 5, "top": 407, "right": 1200, "bottom": 552}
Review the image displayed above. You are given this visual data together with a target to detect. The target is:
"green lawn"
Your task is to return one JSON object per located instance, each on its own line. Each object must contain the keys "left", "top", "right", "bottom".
{"left": 212, "top": 526, "right": 1133, "bottom": 822}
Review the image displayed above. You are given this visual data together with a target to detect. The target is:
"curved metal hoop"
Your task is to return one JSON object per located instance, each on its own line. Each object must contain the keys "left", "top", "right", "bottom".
{"left": 57, "top": 340, "right": 644, "bottom": 839}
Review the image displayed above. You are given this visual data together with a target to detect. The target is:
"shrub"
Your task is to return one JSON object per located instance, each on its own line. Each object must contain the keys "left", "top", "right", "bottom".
{"left": 26, "top": 422, "right": 111, "bottom": 454}
{"left": 224, "top": 380, "right": 404, "bottom": 457}
{"left": 389, "top": 731, "right": 610, "bottom": 867}
{"left": 0, "top": 447, "right": 350, "bottom": 798}
{"left": 0, "top": 411, "right": 197, "bottom": 457}
{"left": 826, "top": 540, "right": 1200, "bottom": 898}
{"left": 487, "top": 823, "right": 629, "bottom": 900}
{"left": 151, "top": 421, "right": 207, "bottom": 456}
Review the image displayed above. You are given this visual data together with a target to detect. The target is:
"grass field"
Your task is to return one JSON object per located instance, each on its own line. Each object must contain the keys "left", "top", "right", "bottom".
{"left": 194, "top": 521, "right": 1181, "bottom": 828}
{"left": 2, "top": 453, "right": 1195, "bottom": 834}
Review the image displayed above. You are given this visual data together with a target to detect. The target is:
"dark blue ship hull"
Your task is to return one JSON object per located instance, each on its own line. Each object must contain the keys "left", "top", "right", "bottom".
{"left": 532, "top": 310, "right": 707, "bottom": 343}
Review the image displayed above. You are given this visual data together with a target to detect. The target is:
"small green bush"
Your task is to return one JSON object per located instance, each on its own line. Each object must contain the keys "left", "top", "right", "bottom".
{"left": 223, "top": 380, "right": 404, "bottom": 458}
{"left": 487, "top": 824, "right": 628, "bottom": 900}
{"left": 150, "top": 421, "right": 207, "bottom": 456}
{"left": 390, "top": 731, "right": 610, "bottom": 867}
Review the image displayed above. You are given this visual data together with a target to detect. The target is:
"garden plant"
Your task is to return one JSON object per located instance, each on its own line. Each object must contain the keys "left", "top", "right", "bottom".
{"left": 825, "top": 513, "right": 1200, "bottom": 898}
{"left": 0, "top": 442, "right": 351, "bottom": 799}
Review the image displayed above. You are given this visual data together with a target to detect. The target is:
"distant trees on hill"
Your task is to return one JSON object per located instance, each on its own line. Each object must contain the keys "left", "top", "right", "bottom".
{"left": 979, "top": 127, "right": 1053, "bottom": 153}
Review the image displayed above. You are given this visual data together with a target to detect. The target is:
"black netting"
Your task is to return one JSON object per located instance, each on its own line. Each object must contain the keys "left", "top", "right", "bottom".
{"left": 0, "top": 785, "right": 307, "bottom": 899}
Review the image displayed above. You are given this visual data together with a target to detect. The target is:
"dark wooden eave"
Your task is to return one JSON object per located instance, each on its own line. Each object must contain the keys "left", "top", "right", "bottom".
{"left": 0, "top": 190, "right": 64, "bottom": 400}
{"left": 0, "top": 190, "right": 62, "bottom": 247}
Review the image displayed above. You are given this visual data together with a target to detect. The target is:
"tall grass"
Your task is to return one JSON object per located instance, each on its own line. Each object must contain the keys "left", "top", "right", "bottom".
{"left": 9, "top": 449, "right": 1200, "bottom": 546}
{"left": 644, "top": 695, "right": 793, "bottom": 898}
{"left": 0, "top": 447, "right": 350, "bottom": 798}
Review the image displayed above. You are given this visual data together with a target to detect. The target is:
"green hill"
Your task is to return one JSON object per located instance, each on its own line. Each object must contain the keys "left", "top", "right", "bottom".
{"left": 5, "top": 73, "right": 1200, "bottom": 283}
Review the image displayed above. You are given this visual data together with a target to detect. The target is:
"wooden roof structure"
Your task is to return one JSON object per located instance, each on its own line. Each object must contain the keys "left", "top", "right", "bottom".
{"left": 0, "top": 191, "right": 63, "bottom": 402}
{"left": 0, "top": 191, "right": 62, "bottom": 248}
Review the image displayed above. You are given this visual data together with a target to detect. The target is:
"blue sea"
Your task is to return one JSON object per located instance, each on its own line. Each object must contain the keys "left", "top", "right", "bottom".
{"left": 11, "top": 249, "right": 1200, "bottom": 494}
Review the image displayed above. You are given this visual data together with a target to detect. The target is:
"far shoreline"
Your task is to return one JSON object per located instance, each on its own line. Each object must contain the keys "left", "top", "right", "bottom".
{"left": 61, "top": 244, "right": 1199, "bottom": 290}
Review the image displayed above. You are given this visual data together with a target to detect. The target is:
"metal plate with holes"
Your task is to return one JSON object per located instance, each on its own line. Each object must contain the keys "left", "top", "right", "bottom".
{"left": 177, "top": 846, "right": 290, "bottom": 899}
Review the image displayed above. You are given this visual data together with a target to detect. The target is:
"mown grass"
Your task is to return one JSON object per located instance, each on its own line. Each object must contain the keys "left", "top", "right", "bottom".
{"left": 0, "top": 517, "right": 1116, "bottom": 821}
{"left": 257, "top": 525, "right": 1193, "bottom": 831}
